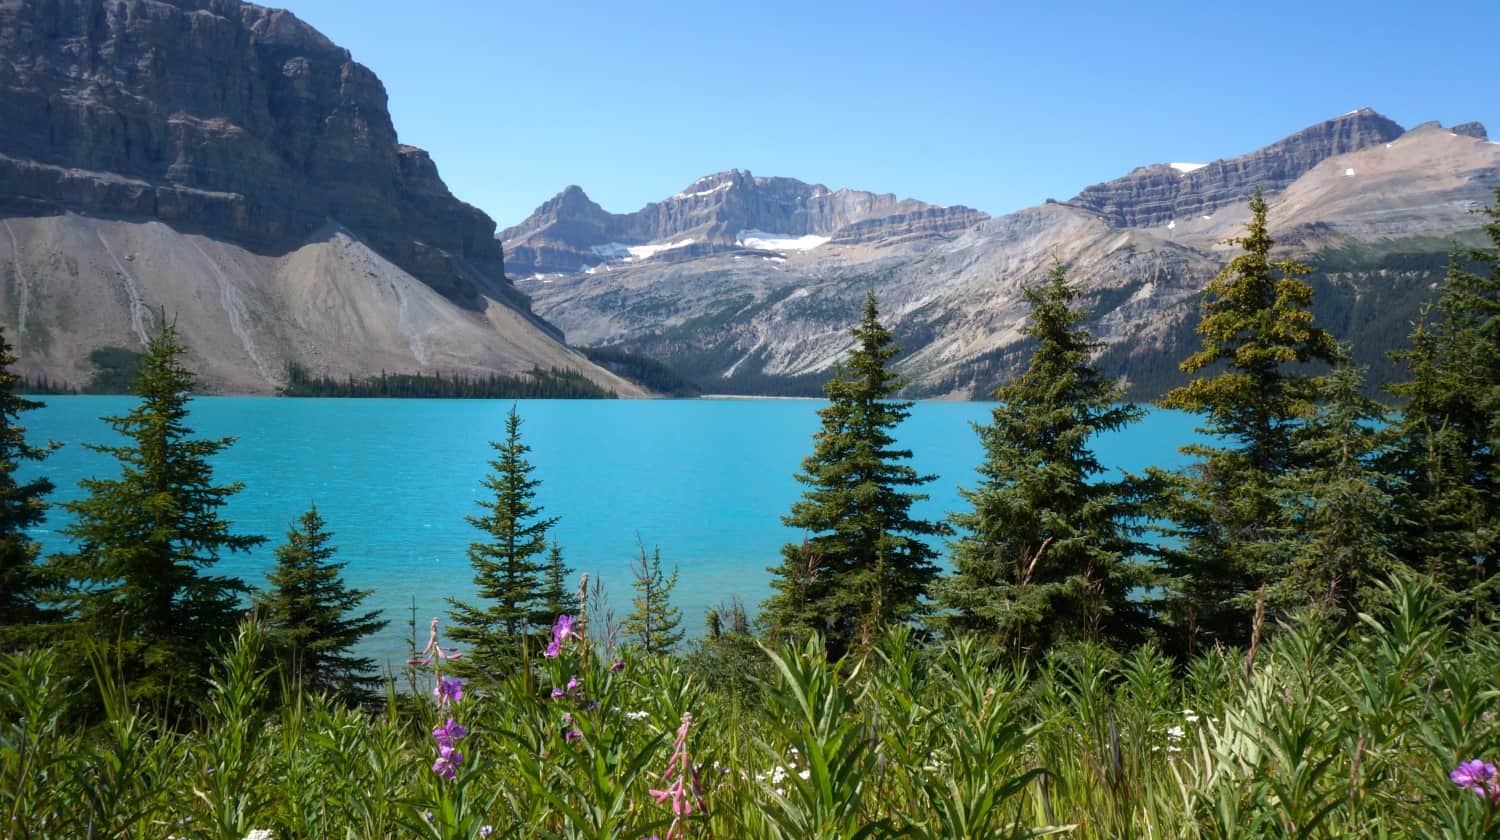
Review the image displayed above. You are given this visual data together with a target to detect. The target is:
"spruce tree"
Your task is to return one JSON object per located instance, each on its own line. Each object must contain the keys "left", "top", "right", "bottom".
{"left": 541, "top": 539, "right": 580, "bottom": 619}
{"left": 624, "top": 541, "right": 684, "bottom": 654}
{"left": 934, "top": 265, "right": 1155, "bottom": 655}
{"left": 446, "top": 405, "right": 558, "bottom": 677}
{"left": 44, "top": 317, "right": 261, "bottom": 707}
{"left": 1269, "top": 363, "right": 1405, "bottom": 621}
{"left": 1386, "top": 187, "right": 1500, "bottom": 611}
{"left": 1157, "top": 190, "right": 1341, "bottom": 650}
{"left": 762, "top": 292, "right": 948, "bottom": 658}
{"left": 0, "top": 324, "right": 59, "bottom": 646}
{"left": 257, "top": 504, "right": 387, "bottom": 703}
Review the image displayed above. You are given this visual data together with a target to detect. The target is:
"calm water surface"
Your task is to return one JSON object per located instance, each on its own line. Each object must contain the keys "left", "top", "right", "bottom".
{"left": 24, "top": 397, "right": 1197, "bottom": 666}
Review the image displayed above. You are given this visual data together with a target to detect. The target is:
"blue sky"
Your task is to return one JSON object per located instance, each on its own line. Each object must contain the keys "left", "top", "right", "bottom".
{"left": 285, "top": 0, "right": 1499, "bottom": 229}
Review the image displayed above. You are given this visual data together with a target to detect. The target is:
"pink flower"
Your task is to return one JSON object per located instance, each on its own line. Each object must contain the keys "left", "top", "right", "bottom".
{"left": 432, "top": 743, "right": 463, "bottom": 780}
{"left": 610, "top": 659, "right": 625, "bottom": 672}
{"left": 412, "top": 617, "right": 462, "bottom": 666}
{"left": 1451, "top": 759, "right": 1500, "bottom": 800}
{"left": 432, "top": 718, "right": 468, "bottom": 746}
{"left": 648, "top": 712, "right": 705, "bottom": 838}
{"left": 545, "top": 614, "right": 577, "bottom": 658}
{"left": 434, "top": 675, "right": 464, "bottom": 707}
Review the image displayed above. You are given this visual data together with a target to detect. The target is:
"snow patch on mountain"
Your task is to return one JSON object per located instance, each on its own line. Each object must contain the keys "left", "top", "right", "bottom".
{"left": 736, "top": 230, "right": 831, "bottom": 252}
{"left": 1170, "top": 162, "right": 1208, "bottom": 174}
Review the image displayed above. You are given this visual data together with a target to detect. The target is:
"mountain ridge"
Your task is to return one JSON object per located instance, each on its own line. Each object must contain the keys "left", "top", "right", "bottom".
{"left": 0, "top": 0, "right": 642, "bottom": 395}
{"left": 514, "top": 109, "right": 1500, "bottom": 399}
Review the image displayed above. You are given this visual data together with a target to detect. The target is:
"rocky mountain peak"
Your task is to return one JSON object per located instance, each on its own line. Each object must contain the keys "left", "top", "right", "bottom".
{"left": 500, "top": 170, "right": 988, "bottom": 277}
{"left": 1067, "top": 109, "right": 1406, "bottom": 228}
{"left": 1452, "top": 121, "right": 1489, "bottom": 140}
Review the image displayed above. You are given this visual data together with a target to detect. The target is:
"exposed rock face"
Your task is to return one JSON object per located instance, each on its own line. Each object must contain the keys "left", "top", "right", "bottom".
{"left": 0, "top": 0, "right": 530, "bottom": 316}
{"left": 0, "top": 0, "right": 649, "bottom": 394}
{"left": 1452, "top": 121, "right": 1489, "bottom": 140}
{"left": 500, "top": 169, "right": 988, "bottom": 276}
{"left": 518, "top": 109, "right": 1500, "bottom": 399}
{"left": 1066, "top": 109, "right": 1405, "bottom": 228}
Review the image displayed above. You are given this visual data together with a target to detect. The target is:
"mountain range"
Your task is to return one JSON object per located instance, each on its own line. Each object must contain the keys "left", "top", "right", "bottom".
{"left": 0, "top": 0, "right": 642, "bottom": 395}
{"left": 1, "top": 0, "right": 1496, "bottom": 400}
{"left": 510, "top": 110, "right": 1500, "bottom": 397}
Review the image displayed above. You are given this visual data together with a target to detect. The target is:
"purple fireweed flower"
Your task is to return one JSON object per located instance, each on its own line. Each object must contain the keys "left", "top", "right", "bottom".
{"left": 434, "top": 675, "right": 464, "bottom": 707}
{"left": 610, "top": 659, "right": 625, "bottom": 672}
{"left": 1451, "top": 759, "right": 1500, "bottom": 799}
{"left": 566, "top": 676, "right": 581, "bottom": 692}
{"left": 432, "top": 743, "right": 464, "bottom": 780}
{"left": 649, "top": 712, "right": 705, "bottom": 838}
{"left": 551, "top": 687, "right": 566, "bottom": 699}
{"left": 564, "top": 729, "right": 582, "bottom": 742}
{"left": 545, "top": 614, "right": 577, "bottom": 658}
{"left": 432, "top": 718, "right": 468, "bottom": 746}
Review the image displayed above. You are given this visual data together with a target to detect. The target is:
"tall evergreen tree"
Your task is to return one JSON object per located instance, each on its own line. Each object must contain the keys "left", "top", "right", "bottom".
{"left": 1386, "top": 187, "right": 1500, "bottom": 611}
{"left": 1268, "top": 363, "right": 1406, "bottom": 621}
{"left": 541, "top": 539, "right": 580, "bottom": 619}
{"left": 44, "top": 316, "right": 261, "bottom": 707}
{"left": 934, "top": 266, "right": 1155, "bottom": 655}
{"left": 257, "top": 504, "right": 387, "bottom": 703}
{"left": 446, "top": 406, "right": 558, "bottom": 677}
{"left": 1157, "top": 190, "right": 1341, "bottom": 650}
{"left": 624, "top": 541, "right": 684, "bottom": 654}
{"left": 762, "top": 292, "right": 948, "bottom": 658}
{"left": 0, "top": 324, "right": 59, "bottom": 646}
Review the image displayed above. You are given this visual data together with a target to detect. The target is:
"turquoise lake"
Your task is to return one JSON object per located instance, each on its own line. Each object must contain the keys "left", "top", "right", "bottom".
{"left": 23, "top": 397, "right": 1198, "bottom": 667}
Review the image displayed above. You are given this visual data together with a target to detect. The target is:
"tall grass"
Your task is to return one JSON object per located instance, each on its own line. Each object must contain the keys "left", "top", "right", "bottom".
{"left": 2, "top": 575, "right": 1496, "bottom": 838}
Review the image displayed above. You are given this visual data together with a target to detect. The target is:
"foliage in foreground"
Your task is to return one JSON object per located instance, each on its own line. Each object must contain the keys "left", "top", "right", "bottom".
{"left": 2, "top": 574, "right": 1498, "bottom": 839}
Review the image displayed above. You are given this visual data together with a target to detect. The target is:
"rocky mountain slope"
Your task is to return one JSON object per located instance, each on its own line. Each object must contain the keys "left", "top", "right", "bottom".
{"left": 0, "top": 0, "right": 641, "bottom": 395}
{"left": 501, "top": 170, "right": 988, "bottom": 277}
{"left": 514, "top": 110, "right": 1500, "bottom": 398}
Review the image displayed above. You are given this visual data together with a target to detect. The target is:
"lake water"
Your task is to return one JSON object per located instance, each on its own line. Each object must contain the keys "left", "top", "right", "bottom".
{"left": 22, "top": 397, "right": 1198, "bottom": 667}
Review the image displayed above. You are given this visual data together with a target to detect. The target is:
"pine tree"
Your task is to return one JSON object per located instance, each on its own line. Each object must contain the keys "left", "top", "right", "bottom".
{"left": 257, "top": 504, "right": 387, "bottom": 703}
{"left": 44, "top": 316, "right": 261, "bottom": 707}
{"left": 624, "top": 541, "right": 684, "bottom": 654}
{"left": 1268, "top": 363, "right": 1406, "bottom": 621}
{"left": 541, "top": 539, "right": 580, "bottom": 619}
{"left": 934, "top": 265, "right": 1155, "bottom": 655}
{"left": 0, "top": 324, "right": 59, "bottom": 646}
{"left": 762, "top": 292, "right": 948, "bottom": 658}
{"left": 1386, "top": 187, "right": 1500, "bottom": 612}
{"left": 446, "top": 405, "right": 558, "bottom": 677}
{"left": 1157, "top": 190, "right": 1341, "bottom": 650}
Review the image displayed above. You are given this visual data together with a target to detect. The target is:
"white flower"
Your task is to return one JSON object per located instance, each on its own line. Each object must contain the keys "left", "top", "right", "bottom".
{"left": 798, "top": 769, "right": 810, "bottom": 780}
{"left": 1165, "top": 725, "right": 1185, "bottom": 742}
{"left": 624, "top": 710, "right": 650, "bottom": 721}
{"left": 244, "top": 831, "right": 275, "bottom": 840}
{"left": 1183, "top": 709, "right": 1200, "bottom": 724}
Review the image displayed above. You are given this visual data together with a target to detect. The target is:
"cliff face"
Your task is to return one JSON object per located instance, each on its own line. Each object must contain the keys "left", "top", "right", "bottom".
{"left": 0, "top": 0, "right": 651, "bottom": 394}
{"left": 1066, "top": 109, "right": 1406, "bottom": 228}
{"left": 0, "top": 0, "right": 524, "bottom": 313}
{"left": 500, "top": 170, "right": 988, "bottom": 276}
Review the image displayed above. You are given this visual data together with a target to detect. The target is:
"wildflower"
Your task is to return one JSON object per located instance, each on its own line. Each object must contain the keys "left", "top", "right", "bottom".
{"left": 648, "top": 713, "right": 706, "bottom": 838}
{"left": 409, "top": 617, "right": 461, "bottom": 666}
{"left": 479, "top": 827, "right": 494, "bottom": 838}
{"left": 1183, "top": 708, "right": 1200, "bottom": 724}
{"left": 625, "top": 710, "right": 651, "bottom": 721}
{"left": 1451, "top": 759, "right": 1500, "bottom": 799}
{"left": 435, "top": 675, "right": 464, "bottom": 707}
{"left": 1165, "top": 725, "right": 1185, "bottom": 743}
{"left": 433, "top": 743, "right": 464, "bottom": 780}
{"left": 564, "top": 729, "right": 582, "bottom": 742}
{"left": 244, "top": 832, "right": 275, "bottom": 840}
{"left": 432, "top": 718, "right": 468, "bottom": 746}
{"left": 610, "top": 659, "right": 625, "bottom": 671}
{"left": 566, "top": 676, "right": 581, "bottom": 692}
{"left": 545, "top": 614, "right": 577, "bottom": 658}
